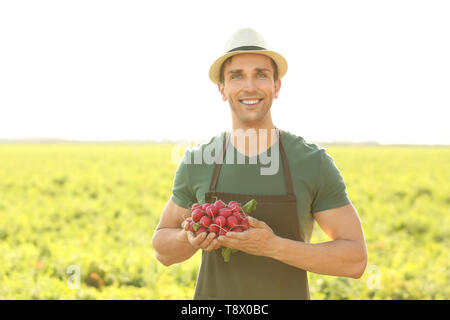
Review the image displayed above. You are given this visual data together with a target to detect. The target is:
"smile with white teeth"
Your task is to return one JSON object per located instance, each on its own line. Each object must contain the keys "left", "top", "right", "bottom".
{"left": 240, "top": 99, "right": 261, "bottom": 105}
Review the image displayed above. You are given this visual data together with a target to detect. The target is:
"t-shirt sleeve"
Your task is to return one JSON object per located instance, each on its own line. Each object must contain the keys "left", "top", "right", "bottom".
{"left": 170, "top": 152, "right": 197, "bottom": 210}
{"left": 311, "top": 150, "right": 351, "bottom": 213}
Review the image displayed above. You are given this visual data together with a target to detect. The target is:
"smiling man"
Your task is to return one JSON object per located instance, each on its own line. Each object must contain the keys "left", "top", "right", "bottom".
{"left": 152, "top": 28, "right": 368, "bottom": 300}
{"left": 220, "top": 53, "right": 279, "bottom": 126}
{"left": 217, "top": 53, "right": 281, "bottom": 162}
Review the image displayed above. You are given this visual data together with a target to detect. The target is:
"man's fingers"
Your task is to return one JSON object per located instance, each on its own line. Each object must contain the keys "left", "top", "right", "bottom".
{"left": 186, "top": 231, "right": 195, "bottom": 243}
{"left": 195, "top": 232, "right": 208, "bottom": 245}
{"left": 187, "top": 231, "right": 207, "bottom": 247}
{"left": 247, "top": 216, "right": 267, "bottom": 229}
{"left": 200, "top": 232, "right": 217, "bottom": 250}
{"left": 217, "top": 235, "right": 239, "bottom": 248}
{"left": 203, "top": 238, "right": 220, "bottom": 252}
{"left": 189, "top": 232, "right": 218, "bottom": 251}
{"left": 224, "top": 230, "right": 249, "bottom": 240}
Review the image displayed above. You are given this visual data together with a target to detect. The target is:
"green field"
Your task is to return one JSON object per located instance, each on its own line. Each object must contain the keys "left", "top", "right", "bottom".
{"left": 0, "top": 144, "right": 449, "bottom": 299}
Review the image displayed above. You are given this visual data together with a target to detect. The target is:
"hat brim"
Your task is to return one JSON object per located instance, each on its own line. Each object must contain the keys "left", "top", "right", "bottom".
{"left": 209, "top": 50, "right": 288, "bottom": 85}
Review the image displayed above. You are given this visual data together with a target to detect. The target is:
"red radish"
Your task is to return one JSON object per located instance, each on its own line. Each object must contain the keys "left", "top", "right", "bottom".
{"left": 186, "top": 199, "right": 258, "bottom": 262}
{"left": 209, "top": 224, "right": 219, "bottom": 234}
{"left": 206, "top": 205, "right": 218, "bottom": 218}
{"left": 219, "top": 208, "right": 233, "bottom": 218}
{"left": 232, "top": 211, "right": 243, "bottom": 221}
{"left": 229, "top": 203, "right": 241, "bottom": 213}
{"left": 188, "top": 221, "right": 197, "bottom": 233}
{"left": 192, "top": 209, "right": 204, "bottom": 222}
{"left": 227, "top": 216, "right": 239, "bottom": 229}
{"left": 214, "top": 215, "right": 226, "bottom": 228}
{"left": 219, "top": 226, "right": 230, "bottom": 236}
{"left": 240, "top": 219, "right": 250, "bottom": 230}
{"left": 214, "top": 200, "right": 226, "bottom": 210}
{"left": 200, "top": 216, "right": 212, "bottom": 228}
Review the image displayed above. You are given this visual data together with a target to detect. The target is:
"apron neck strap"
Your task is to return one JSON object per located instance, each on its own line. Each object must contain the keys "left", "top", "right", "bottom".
{"left": 209, "top": 128, "right": 296, "bottom": 198}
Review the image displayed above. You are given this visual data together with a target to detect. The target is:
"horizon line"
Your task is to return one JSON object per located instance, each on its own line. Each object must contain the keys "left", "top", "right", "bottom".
{"left": 0, "top": 137, "right": 448, "bottom": 147}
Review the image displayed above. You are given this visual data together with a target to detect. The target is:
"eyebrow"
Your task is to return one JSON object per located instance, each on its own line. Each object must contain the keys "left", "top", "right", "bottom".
{"left": 227, "top": 68, "right": 272, "bottom": 74}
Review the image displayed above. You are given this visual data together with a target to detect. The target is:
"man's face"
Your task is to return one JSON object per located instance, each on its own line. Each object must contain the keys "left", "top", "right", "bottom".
{"left": 218, "top": 53, "right": 281, "bottom": 127}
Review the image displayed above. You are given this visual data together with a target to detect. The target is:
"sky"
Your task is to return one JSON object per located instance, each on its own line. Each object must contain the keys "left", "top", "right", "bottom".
{"left": 0, "top": 0, "right": 449, "bottom": 145}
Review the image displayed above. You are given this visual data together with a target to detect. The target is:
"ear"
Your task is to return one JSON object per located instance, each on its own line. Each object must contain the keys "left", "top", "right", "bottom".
{"left": 218, "top": 83, "right": 227, "bottom": 101}
{"left": 273, "top": 79, "right": 281, "bottom": 99}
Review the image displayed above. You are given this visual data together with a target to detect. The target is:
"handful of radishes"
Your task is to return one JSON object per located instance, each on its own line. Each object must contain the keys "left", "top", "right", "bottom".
{"left": 185, "top": 199, "right": 258, "bottom": 262}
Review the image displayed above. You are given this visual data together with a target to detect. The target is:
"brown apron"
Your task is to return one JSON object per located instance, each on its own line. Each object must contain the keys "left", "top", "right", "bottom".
{"left": 193, "top": 129, "right": 310, "bottom": 300}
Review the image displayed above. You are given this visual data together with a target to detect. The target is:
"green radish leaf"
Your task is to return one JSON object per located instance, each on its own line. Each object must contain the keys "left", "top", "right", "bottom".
{"left": 222, "top": 247, "right": 232, "bottom": 262}
{"left": 242, "top": 199, "right": 257, "bottom": 213}
{"left": 193, "top": 222, "right": 201, "bottom": 232}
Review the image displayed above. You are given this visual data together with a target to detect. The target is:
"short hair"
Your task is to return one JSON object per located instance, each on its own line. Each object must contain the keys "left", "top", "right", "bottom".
{"left": 219, "top": 55, "right": 279, "bottom": 84}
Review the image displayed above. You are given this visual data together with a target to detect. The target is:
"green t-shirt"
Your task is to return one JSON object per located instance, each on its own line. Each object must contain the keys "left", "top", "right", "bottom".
{"left": 170, "top": 129, "right": 351, "bottom": 242}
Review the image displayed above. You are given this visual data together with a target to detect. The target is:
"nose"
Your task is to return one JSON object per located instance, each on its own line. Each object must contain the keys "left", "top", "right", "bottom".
{"left": 242, "top": 76, "right": 258, "bottom": 92}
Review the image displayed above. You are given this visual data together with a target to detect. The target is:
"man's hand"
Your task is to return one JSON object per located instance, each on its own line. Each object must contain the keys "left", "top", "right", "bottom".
{"left": 181, "top": 219, "right": 221, "bottom": 252}
{"left": 217, "top": 217, "right": 277, "bottom": 257}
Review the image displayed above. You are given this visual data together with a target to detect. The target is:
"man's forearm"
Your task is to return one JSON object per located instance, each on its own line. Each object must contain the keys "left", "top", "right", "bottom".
{"left": 267, "top": 237, "right": 367, "bottom": 279}
{"left": 152, "top": 228, "right": 197, "bottom": 266}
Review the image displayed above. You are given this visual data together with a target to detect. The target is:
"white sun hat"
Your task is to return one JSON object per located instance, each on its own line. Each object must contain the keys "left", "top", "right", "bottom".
{"left": 209, "top": 28, "right": 288, "bottom": 85}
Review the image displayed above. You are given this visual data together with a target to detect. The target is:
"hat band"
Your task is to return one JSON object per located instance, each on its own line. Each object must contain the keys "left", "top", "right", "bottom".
{"left": 227, "top": 45, "right": 266, "bottom": 53}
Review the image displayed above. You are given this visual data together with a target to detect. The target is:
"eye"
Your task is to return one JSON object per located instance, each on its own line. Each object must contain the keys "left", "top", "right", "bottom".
{"left": 257, "top": 73, "right": 266, "bottom": 78}
{"left": 231, "top": 74, "right": 242, "bottom": 80}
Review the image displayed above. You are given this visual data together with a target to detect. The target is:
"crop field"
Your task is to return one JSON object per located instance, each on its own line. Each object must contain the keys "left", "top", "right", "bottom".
{"left": 0, "top": 143, "right": 449, "bottom": 299}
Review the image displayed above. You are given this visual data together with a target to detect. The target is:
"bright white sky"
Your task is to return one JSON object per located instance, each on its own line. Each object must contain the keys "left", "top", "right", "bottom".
{"left": 0, "top": 0, "right": 449, "bottom": 145}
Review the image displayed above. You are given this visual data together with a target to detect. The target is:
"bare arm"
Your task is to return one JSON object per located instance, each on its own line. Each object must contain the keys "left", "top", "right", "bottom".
{"left": 218, "top": 203, "right": 368, "bottom": 279}
{"left": 271, "top": 203, "right": 367, "bottom": 278}
{"left": 152, "top": 199, "right": 220, "bottom": 266}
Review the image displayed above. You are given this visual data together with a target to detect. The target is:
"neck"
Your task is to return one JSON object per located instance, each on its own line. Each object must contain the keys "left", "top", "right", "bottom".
{"left": 229, "top": 120, "right": 278, "bottom": 157}
{"left": 231, "top": 112, "right": 275, "bottom": 132}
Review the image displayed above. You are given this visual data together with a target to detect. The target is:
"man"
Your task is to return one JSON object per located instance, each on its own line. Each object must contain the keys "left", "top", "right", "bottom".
{"left": 152, "top": 28, "right": 367, "bottom": 300}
